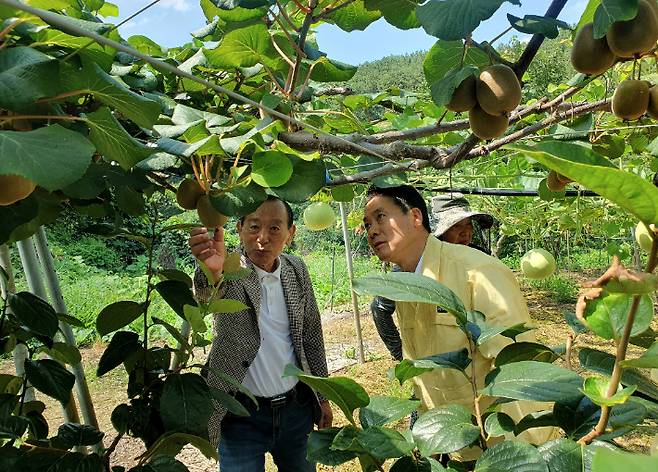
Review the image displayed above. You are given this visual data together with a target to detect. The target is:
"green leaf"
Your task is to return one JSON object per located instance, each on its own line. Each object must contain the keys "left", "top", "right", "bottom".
{"left": 152, "top": 317, "right": 191, "bottom": 353}
{"left": 55, "top": 423, "right": 104, "bottom": 448}
{"left": 564, "top": 311, "right": 588, "bottom": 335}
{"left": 507, "top": 14, "right": 571, "bottom": 39}
{"left": 310, "top": 57, "right": 358, "bottom": 82}
{"left": 205, "top": 23, "right": 276, "bottom": 69}
{"left": 484, "top": 412, "right": 515, "bottom": 437}
{"left": 40, "top": 342, "right": 82, "bottom": 366}
{"left": 326, "top": 1, "right": 382, "bottom": 32}
{"left": 481, "top": 361, "right": 583, "bottom": 403}
{"left": 390, "top": 456, "right": 442, "bottom": 471}
{"left": 61, "top": 61, "right": 160, "bottom": 129}
{"left": 209, "top": 387, "right": 249, "bottom": 417}
{"left": 24, "top": 359, "right": 75, "bottom": 405}
{"left": 96, "top": 301, "right": 145, "bottom": 337}
{"left": 581, "top": 376, "right": 636, "bottom": 407}
{"left": 155, "top": 280, "right": 198, "bottom": 320}
{"left": 141, "top": 432, "right": 218, "bottom": 463}
{"left": 353, "top": 272, "right": 467, "bottom": 326}
{"left": 32, "top": 29, "right": 114, "bottom": 71}
{"left": 200, "top": 0, "right": 268, "bottom": 24}
{"left": 9, "top": 292, "right": 58, "bottom": 340}
{"left": 0, "top": 46, "right": 59, "bottom": 112}
{"left": 365, "top": 0, "right": 421, "bottom": 30}
{"left": 582, "top": 292, "right": 654, "bottom": 341}
{"left": 593, "top": 0, "right": 639, "bottom": 39}
{"left": 358, "top": 396, "right": 420, "bottom": 428}
{"left": 591, "top": 447, "right": 658, "bottom": 471}
{"left": 391, "top": 349, "right": 471, "bottom": 385}
{"left": 97, "top": 331, "right": 141, "bottom": 377}
{"left": 307, "top": 428, "right": 358, "bottom": 466}
{"left": 418, "top": 0, "right": 521, "bottom": 41}
{"left": 579, "top": 348, "right": 658, "bottom": 400}
{"left": 423, "top": 40, "right": 489, "bottom": 88}
{"left": 207, "top": 298, "right": 249, "bottom": 314}
{"left": 331, "top": 184, "right": 355, "bottom": 202}
{"left": 0, "top": 196, "right": 39, "bottom": 246}
{"left": 575, "top": 0, "right": 602, "bottom": 35}
{"left": 209, "top": 182, "right": 267, "bottom": 217}
{"left": 514, "top": 411, "right": 559, "bottom": 436}
{"left": 127, "top": 35, "right": 164, "bottom": 56}
{"left": 283, "top": 365, "right": 369, "bottom": 425}
{"left": 85, "top": 107, "right": 154, "bottom": 169}
{"left": 429, "top": 64, "right": 478, "bottom": 108}
{"left": 0, "top": 125, "right": 94, "bottom": 191}
{"left": 171, "top": 104, "right": 231, "bottom": 127}
{"left": 494, "top": 342, "right": 560, "bottom": 367}
{"left": 267, "top": 157, "right": 326, "bottom": 202}
{"left": 355, "top": 426, "right": 414, "bottom": 460}
{"left": 537, "top": 438, "right": 583, "bottom": 471}
{"left": 250, "top": 150, "right": 293, "bottom": 187}
{"left": 474, "top": 440, "right": 548, "bottom": 471}
{"left": 412, "top": 404, "right": 481, "bottom": 456}
{"left": 622, "top": 341, "right": 658, "bottom": 368}
{"left": 509, "top": 141, "right": 658, "bottom": 225}
{"left": 160, "top": 373, "right": 212, "bottom": 437}
{"left": 183, "top": 305, "right": 206, "bottom": 333}
{"left": 0, "top": 375, "right": 22, "bottom": 395}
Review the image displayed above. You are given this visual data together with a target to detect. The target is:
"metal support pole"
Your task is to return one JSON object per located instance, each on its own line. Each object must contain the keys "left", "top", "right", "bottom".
{"left": 1, "top": 245, "right": 36, "bottom": 403}
{"left": 16, "top": 237, "right": 82, "bottom": 427}
{"left": 34, "top": 228, "right": 100, "bottom": 443}
{"left": 338, "top": 203, "right": 365, "bottom": 364}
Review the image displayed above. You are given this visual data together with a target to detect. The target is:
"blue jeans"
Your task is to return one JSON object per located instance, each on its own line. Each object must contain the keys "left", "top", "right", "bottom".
{"left": 218, "top": 385, "right": 316, "bottom": 471}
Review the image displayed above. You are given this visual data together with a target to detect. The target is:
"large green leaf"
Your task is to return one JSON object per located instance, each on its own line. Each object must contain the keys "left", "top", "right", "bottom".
{"left": 200, "top": 0, "right": 268, "bottom": 24}
{"left": 418, "top": 0, "right": 521, "bottom": 41}
{"left": 160, "top": 373, "right": 212, "bottom": 437}
{"left": 412, "top": 404, "right": 481, "bottom": 456}
{"left": 591, "top": 446, "right": 658, "bottom": 471}
{"left": 209, "top": 183, "right": 267, "bottom": 217}
{"left": 267, "top": 156, "right": 326, "bottom": 202}
{"left": 54, "top": 423, "right": 104, "bottom": 448}
{"left": 307, "top": 428, "right": 358, "bottom": 466}
{"left": 578, "top": 348, "right": 658, "bottom": 400}
{"left": 592, "top": 0, "right": 639, "bottom": 38}
{"left": 9, "top": 292, "right": 58, "bottom": 340}
{"left": 353, "top": 272, "right": 467, "bottom": 326}
{"left": 494, "top": 342, "right": 560, "bottom": 367}
{"left": 0, "top": 125, "right": 93, "bottom": 191}
{"left": 510, "top": 141, "right": 658, "bottom": 225}
{"left": 423, "top": 40, "right": 489, "bottom": 85}
{"left": 581, "top": 376, "right": 636, "bottom": 407}
{"left": 507, "top": 14, "right": 570, "bottom": 39}
{"left": 97, "top": 331, "right": 141, "bottom": 377}
{"left": 484, "top": 412, "right": 515, "bottom": 437}
{"left": 365, "top": 0, "right": 421, "bottom": 30}
{"left": 39, "top": 342, "right": 82, "bottom": 366}
{"left": 140, "top": 432, "right": 217, "bottom": 463}
{"left": 622, "top": 341, "right": 658, "bottom": 368}
{"left": 575, "top": 0, "right": 602, "bottom": 34}
{"left": 96, "top": 300, "right": 146, "bottom": 337}
{"left": 391, "top": 349, "right": 471, "bottom": 385}
{"left": 358, "top": 396, "right": 420, "bottom": 428}
{"left": 0, "top": 196, "right": 39, "bottom": 246}
{"left": 127, "top": 35, "right": 164, "bottom": 56}
{"left": 283, "top": 365, "right": 369, "bottom": 425}
{"left": 481, "top": 361, "right": 583, "bottom": 403}
{"left": 582, "top": 292, "right": 653, "bottom": 341}
{"left": 250, "top": 150, "right": 293, "bottom": 188}
{"left": 474, "top": 441, "right": 548, "bottom": 472}
{"left": 32, "top": 29, "right": 114, "bottom": 71}
{"left": 155, "top": 280, "right": 198, "bottom": 320}
{"left": 326, "top": 1, "right": 382, "bottom": 32}
{"left": 354, "top": 426, "right": 414, "bottom": 460}
{"left": 310, "top": 57, "right": 358, "bottom": 82}
{"left": 429, "top": 64, "right": 479, "bottom": 108}
{"left": 60, "top": 62, "right": 160, "bottom": 129}
{"left": 205, "top": 23, "right": 276, "bottom": 69}
{"left": 537, "top": 438, "right": 583, "bottom": 471}
{"left": 24, "top": 359, "right": 75, "bottom": 405}
{"left": 0, "top": 46, "right": 59, "bottom": 112}
{"left": 171, "top": 104, "right": 232, "bottom": 127}
{"left": 85, "top": 107, "right": 154, "bottom": 169}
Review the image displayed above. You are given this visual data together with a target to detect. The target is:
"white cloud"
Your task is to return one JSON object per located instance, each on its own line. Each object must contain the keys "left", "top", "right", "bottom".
{"left": 160, "top": 0, "right": 192, "bottom": 12}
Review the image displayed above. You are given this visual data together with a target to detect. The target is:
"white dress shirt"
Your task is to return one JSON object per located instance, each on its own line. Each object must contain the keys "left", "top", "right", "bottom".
{"left": 241, "top": 258, "right": 298, "bottom": 397}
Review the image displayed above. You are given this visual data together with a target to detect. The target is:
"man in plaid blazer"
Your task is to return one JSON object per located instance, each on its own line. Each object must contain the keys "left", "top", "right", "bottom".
{"left": 189, "top": 195, "right": 332, "bottom": 471}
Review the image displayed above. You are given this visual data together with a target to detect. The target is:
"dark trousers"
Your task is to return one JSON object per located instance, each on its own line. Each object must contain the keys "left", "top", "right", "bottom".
{"left": 218, "top": 384, "right": 316, "bottom": 471}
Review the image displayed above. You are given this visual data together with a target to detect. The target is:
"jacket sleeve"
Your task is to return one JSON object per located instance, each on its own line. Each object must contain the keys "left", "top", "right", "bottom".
{"left": 371, "top": 296, "right": 402, "bottom": 361}
{"left": 468, "top": 261, "right": 534, "bottom": 359}
{"left": 299, "top": 260, "right": 329, "bottom": 379}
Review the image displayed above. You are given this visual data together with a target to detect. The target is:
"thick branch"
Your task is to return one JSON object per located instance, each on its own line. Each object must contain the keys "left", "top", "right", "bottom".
{"left": 287, "top": 0, "right": 317, "bottom": 95}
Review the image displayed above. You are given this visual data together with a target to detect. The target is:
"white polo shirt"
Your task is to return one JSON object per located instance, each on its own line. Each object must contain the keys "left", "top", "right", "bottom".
{"left": 241, "top": 258, "right": 298, "bottom": 397}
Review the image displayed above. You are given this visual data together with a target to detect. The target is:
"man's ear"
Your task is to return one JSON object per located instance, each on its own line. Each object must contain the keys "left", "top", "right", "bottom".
{"left": 287, "top": 224, "right": 296, "bottom": 244}
{"left": 411, "top": 208, "right": 424, "bottom": 228}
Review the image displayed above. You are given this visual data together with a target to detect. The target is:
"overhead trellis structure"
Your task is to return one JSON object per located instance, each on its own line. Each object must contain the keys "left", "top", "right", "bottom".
{"left": 427, "top": 187, "right": 600, "bottom": 197}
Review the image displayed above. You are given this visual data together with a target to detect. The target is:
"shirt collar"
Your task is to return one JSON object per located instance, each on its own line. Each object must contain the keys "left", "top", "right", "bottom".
{"left": 414, "top": 255, "right": 424, "bottom": 274}
{"left": 252, "top": 257, "right": 282, "bottom": 281}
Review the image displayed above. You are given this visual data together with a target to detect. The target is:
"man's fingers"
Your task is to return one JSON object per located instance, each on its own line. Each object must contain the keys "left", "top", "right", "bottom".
{"left": 212, "top": 227, "right": 224, "bottom": 242}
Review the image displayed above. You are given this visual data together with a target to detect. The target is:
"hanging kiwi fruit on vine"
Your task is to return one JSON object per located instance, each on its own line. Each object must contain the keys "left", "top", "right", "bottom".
{"left": 175, "top": 154, "right": 228, "bottom": 228}
{"left": 446, "top": 75, "right": 477, "bottom": 113}
{"left": 0, "top": 174, "right": 37, "bottom": 206}
{"left": 570, "top": 23, "right": 616, "bottom": 75}
{"left": 606, "top": 0, "right": 658, "bottom": 58}
{"left": 612, "top": 80, "right": 650, "bottom": 120}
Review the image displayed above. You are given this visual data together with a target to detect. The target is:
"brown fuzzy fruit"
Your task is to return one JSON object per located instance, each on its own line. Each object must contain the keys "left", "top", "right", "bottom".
{"left": 546, "top": 170, "right": 572, "bottom": 192}
{"left": 648, "top": 84, "right": 658, "bottom": 119}
{"left": 196, "top": 195, "right": 228, "bottom": 228}
{"left": 612, "top": 80, "right": 650, "bottom": 120}
{"left": 607, "top": 0, "right": 658, "bottom": 58}
{"left": 476, "top": 64, "right": 522, "bottom": 116}
{"left": 446, "top": 75, "right": 477, "bottom": 112}
{"left": 570, "top": 23, "right": 616, "bottom": 75}
{"left": 0, "top": 175, "right": 37, "bottom": 206}
{"left": 176, "top": 178, "right": 205, "bottom": 210}
{"left": 469, "top": 105, "right": 509, "bottom": 140}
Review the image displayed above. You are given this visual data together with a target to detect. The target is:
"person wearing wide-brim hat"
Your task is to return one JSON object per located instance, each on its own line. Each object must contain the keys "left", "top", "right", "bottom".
{"left": 431, "top": 193, "right": 494, "bottom": 249}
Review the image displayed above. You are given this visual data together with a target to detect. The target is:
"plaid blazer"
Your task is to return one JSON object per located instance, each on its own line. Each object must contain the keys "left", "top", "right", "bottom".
{"left": 193, "top": 252, "right": 328, "bottom": 446}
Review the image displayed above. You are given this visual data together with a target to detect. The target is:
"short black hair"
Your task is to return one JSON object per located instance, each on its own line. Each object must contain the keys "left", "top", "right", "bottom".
{"left": 366, "top": 185, "right": 431, "bottom": 233}
{"left": 240, "top": 195, "right": 294, "bottom": 228}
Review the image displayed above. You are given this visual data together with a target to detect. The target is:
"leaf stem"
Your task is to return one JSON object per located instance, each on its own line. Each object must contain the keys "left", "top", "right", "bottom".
{"left": 287, "top": 0, "right": 317, "bottom": 96}
{"left": 0, "top": 115, "right": 83, "bottom": 123}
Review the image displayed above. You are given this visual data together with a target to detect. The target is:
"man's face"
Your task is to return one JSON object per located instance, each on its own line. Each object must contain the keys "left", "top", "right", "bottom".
{"left": 442, "top": 217, "right": 473, "bottom": 246}
{"left": 237, "top": 199, "right": 295, "bottom": 272}
{"left": 363, "top": 195, "right": 420, "bottom": 264}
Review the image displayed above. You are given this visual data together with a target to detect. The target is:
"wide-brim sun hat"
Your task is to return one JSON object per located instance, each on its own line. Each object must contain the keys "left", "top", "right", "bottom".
{"left": 431, "top": 193, "right": 494, "bottom": 237}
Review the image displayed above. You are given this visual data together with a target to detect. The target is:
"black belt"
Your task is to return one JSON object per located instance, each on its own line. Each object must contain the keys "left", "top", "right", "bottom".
{"left": 237, "top": 384, "right": 299, "bottom": 409}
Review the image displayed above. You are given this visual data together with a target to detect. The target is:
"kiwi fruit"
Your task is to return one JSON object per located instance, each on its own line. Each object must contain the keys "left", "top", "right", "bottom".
{"left": 607, "top": 0, "right": 658, "bottom": 58}
{"left": 446, "top": 75, "right": 477, "bottom": 112}
{"left": 476, "top": 64, "right": 522, "bottom": 116}
{"left": 648, "top": 84, "right": 658, "bottom": 119}
{"left": 0, "top": 174, "right": 37, "bottom": 206}
{"left": 546, "top": 170, "right": 572, "bottom": 192}
{"left": 469, "top": 105, "right": 509, "bottom": 140}
{"left": 570, "top": 23, "right": 616, "bottom": 75}
{"left": 612, "top": 80, "right": 650, "bottom": 120}
{"left": 196, "top": 195, "right": 228, "bottom": 228}
{"left": 176, "top": 178, "right": 205, "bottom": 210}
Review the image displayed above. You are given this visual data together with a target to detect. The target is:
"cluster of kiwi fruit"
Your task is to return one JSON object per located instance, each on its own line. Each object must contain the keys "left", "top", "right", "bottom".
{"left": 446, "top": 64, "right": 522, "bottom": 140}
{"left": 176, "top": 178, "right": 228, "bottom": 228}
{"left": 571, "top": 0, "right": 658, "bottom": 121}
{"left": 0, "top": 174, "right": 37, "bottom": 206}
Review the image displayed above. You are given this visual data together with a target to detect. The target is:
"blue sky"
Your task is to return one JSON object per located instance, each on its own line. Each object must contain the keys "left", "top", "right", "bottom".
{"left": 109, "top": 0, "right": 589, "bottom": 65}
